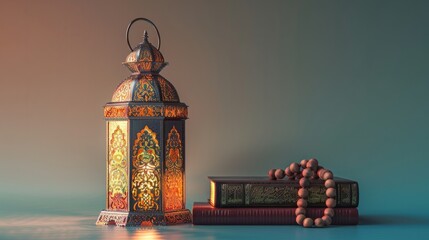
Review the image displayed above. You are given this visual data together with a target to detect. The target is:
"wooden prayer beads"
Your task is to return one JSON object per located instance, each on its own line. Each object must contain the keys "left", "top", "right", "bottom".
{"left": 268, "top": 158, "right": 336, "bottom": 228}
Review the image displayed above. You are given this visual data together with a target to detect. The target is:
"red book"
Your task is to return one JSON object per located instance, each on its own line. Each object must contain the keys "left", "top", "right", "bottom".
{"left": 192, "top": 202, "right": 359, "bottom": 225}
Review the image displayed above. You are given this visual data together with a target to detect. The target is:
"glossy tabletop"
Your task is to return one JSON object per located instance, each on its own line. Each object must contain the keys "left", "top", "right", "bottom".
{"left": 1, "top": 197, "right": 427, "bottom": 240}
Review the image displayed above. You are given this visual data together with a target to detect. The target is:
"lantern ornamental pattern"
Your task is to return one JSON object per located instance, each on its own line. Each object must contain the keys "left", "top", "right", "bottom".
{"left": 108, "top": 122, "right": 128, "bottom": 210}
{"left": 96, "top": 18, "right": 191, "bottom": 226}
{"left": 131, "top": 125, "right": 161, "bottom": 211}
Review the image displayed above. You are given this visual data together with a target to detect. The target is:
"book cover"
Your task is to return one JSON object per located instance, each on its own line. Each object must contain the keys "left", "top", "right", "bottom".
{"left": 209, "top": 176, "right": 358, "bottom": 208}
{"left": 192, "top": 202, "right": 359, "bottom": 225}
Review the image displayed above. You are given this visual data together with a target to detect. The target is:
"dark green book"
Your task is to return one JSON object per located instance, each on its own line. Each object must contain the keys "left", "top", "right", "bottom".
{"left": 209, "top": 176, "right": 359, "bottom": 208}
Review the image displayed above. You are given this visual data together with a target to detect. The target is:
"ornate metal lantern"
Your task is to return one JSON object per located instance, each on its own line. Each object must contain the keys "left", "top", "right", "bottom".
{"left": 96, "top": 18, "right": 191, "bottom": 226}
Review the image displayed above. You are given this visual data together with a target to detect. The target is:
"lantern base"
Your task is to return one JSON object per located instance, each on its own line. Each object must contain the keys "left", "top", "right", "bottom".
{"left": 96, "top": 209, "right": 192, "bottom": 227}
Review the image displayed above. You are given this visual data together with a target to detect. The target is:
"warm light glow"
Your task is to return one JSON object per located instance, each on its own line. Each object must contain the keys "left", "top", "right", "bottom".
{"left": 210, "top": 181, "right": 216, "bottom": 206}
{"left": 164, "top": 126, "right": 184, "bottom": 211}
{"left": 131, "top": 228, "right": 162, "bottom": 240}
{"left": 132, "top": 125, "right": 161, "bottom": 211}
{"left": 108, "top": 121, "right": 128, "bottom": 210}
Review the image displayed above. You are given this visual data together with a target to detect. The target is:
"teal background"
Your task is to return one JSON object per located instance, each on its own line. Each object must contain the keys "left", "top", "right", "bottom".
{"left": 0, "top": 0, "right": 428, "bottom": 239}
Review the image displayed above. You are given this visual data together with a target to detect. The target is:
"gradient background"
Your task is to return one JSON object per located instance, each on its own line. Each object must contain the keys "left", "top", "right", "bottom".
{"left": 0, "top": 0, "right": 428, "bottom": 239}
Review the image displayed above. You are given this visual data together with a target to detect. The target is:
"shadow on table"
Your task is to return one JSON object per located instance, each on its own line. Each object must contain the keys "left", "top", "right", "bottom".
{"left": 359, "top": 215, "right": 429, "bottom": 226}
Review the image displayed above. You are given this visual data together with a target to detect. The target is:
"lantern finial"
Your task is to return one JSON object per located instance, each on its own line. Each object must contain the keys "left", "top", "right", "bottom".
{"left": 143, "top": 30, "right": 149, "bottom": 41}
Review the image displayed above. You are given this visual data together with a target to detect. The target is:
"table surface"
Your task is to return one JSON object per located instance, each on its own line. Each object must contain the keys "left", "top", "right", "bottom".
{"left": 1, "top": 212, "right": 428, "bottom": 240}
{"left": 0, "top": 195, "right": 427, "bottom": 240}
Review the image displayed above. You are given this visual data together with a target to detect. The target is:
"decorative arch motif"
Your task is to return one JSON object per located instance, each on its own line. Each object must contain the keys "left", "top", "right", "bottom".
{"left": 108, "top": 122, "right": 128, "bottom": 210}
{"left": 133, "top": 76, "right": 158, "bottom": 101}
{"left": 164, "top": 126, "right": 184, "bottom": 211}
{"left": 132, "top": 125, "right": 161, "bottom": 211}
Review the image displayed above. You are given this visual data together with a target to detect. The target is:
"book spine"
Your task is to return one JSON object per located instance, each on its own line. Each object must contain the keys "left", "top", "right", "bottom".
{"left": 212, "top": 181, "right": 359, "bottom": 208}
{"left": 192, "top": 206, "right": 359, "bottom": 225}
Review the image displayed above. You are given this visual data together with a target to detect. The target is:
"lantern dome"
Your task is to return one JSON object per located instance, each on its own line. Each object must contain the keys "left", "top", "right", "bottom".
{"left": 104, "top": 21, "right": 188, "bottom": 120}
{"left": 111, "top": 30, "right": 180, "bottom": 103}
{"left": 111, "top": 74, "right": 180, "bottom": 102}
{"left": 123, "top": 31, "right": 167, "bottom": 73}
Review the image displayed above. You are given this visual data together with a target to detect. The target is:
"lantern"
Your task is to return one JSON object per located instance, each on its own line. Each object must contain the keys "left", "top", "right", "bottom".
{"left": 96, "top": 18, "right": 191, "bottom": 226}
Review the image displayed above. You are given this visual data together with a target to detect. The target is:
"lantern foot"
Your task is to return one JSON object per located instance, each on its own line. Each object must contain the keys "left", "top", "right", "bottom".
{"left": 96, "top": 209, "right": 192, "bottom": 227}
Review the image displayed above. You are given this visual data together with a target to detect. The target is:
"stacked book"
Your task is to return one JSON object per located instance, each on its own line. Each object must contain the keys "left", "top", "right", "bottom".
{"left": 192, "top": 176, "right": 359, "bottom": 225}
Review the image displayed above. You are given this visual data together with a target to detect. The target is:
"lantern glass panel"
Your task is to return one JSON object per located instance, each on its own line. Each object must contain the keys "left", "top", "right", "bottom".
{"left": 131, "top": 125, "right": 161, "bottom": 211}
{"left": 164, "top": 126, "right": 184, "bottom": 211}
{"left": 107, "top": 121, "right": 129, "bottom": 210}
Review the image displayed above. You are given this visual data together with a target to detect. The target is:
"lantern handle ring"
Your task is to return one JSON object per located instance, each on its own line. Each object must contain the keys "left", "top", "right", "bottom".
{"left": 126, "top": 17, "right": 161, "bottom": 51}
